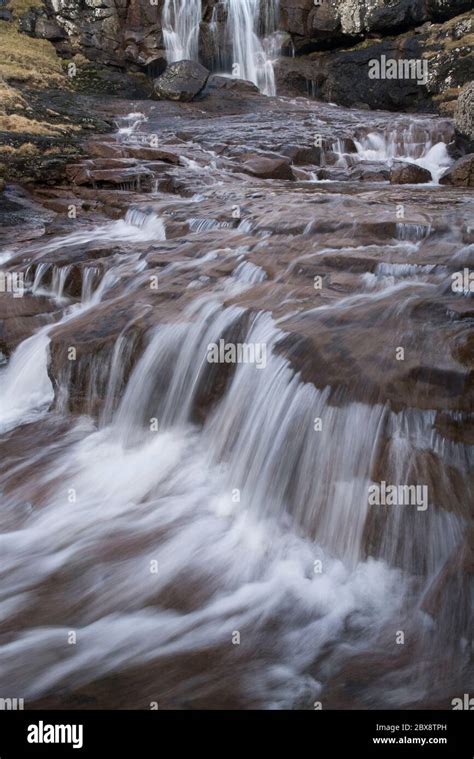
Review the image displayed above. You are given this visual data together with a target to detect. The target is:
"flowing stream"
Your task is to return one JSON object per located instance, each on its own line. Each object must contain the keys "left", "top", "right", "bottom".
{"left": 0, "top": 33, "right": 472, "bottom": 710}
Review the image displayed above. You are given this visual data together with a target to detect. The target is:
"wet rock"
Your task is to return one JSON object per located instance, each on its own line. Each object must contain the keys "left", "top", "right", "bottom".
{"left": 153, "top": 61, "right": 210, "bottom": 102}
{"left": 390, "top": 162, "right": 433, "bottom": 184}
{"left": 349, "top": 163, "right": 391, "bottom": 182}
{"left": 65, "top": 161, "right": 155, "bottom": 191}
{"left": 421, "top": 528, "right": 474, "bottom": 618}
{"left": 0, "top": 294, "right": 58, "bottom": 356}
{"left": 205, "top": 75, "right": 259, "bottom": 95}
{"left": 454, "top": 81, "right": 474, "bottom": 144}
{"left": 240, "top": 157, "right": 295, "bottom": 181}
{"left": 125, "top": 146, "right": 181, "bottom": 164}
{"left": 47, "top": 296, "right": 149, "bottom": 415}
{"left": 280, "top": 144, "right": 324, "bottom": 165}
{"left": 439, "top": 154, "right": 474, "bottom": 186}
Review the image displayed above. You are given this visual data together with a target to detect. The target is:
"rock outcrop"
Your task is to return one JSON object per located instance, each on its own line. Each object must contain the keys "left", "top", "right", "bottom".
{"left": 390, "top": 162, "right": 433, "bottom": 184}
{"left": 280, "top": 0, "right": 473, "bottom": 53}
{"left": 277, "top": 12, "right": 473, "bottom": 113}
{"left": 153, "top": 60, "right": 210, "bottom": 102}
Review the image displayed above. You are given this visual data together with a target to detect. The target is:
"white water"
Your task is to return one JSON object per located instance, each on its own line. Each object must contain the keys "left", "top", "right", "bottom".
{"left": 0, "top": 208, "right": 164, "bottom": 432}
{"left": 162, "top": 0, "right": 279, "bottom": 96}
{"left": 0, "top": 279, "right": 468, "bottom": 705}
{"left": 0, "top": 288, "right": 409, "bottom": 706}
{"left": 0, "top": 332, "right": 53, "bottom": 432}
{"left": 163, "top": 0, "right": 202, "bottom": 63}
{"left": 33, "top": 210, "right": 166, "bottom": 257}
{"left": 225, "top": 0, "right": 279, "bottom": 96}
{"left": 0, "top": 100, "right": 471, "bottom": 708}
{"left": 353, "top": 126, "right": 452, "bottom": 183}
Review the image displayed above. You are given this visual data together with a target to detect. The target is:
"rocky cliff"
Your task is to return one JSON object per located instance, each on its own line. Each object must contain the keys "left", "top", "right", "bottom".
{"left": 278, "top": 0, "right": 473, "bottom": 114}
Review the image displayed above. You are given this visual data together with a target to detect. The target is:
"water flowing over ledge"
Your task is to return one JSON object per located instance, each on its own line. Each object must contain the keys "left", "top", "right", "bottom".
{"left": 0, "top": 51, "right": 472, "bottom": 710}
{"left": 163, "top": 0, "right": 280, "bottom": 96}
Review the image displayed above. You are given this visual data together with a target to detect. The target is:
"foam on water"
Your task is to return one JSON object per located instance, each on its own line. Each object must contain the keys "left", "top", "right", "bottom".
{"left": 354, "top": 126, "right": 453, "bottom": 183}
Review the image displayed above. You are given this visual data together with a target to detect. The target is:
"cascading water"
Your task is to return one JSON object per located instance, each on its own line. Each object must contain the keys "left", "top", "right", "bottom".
{"left": 0, "top": 84, "right": 472, "bottom": 712}
{"left": 162, "top": 0, "right": 280, "bottom": 96}
{"left": 353, "top": 125, "right": 453, "bottom": 183}
{"left": 224, "top": 0, "right": 279, "bottom": 96}
{"left": 162, "top": 0, "right": 202, "bottom": 63}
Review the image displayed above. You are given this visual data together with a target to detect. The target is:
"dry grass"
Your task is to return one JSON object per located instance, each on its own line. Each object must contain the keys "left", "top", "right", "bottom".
{"left": 0, "top": 80, "right": 27, "bottom": 109}
{"left": 0, "top": 20, "right": 65, "bottom": 87}
{"left": 0, "top": 113, "right": 60, "bottom": 134}
{"left": 9, "top": 0, "right": 45, "bottom": 16}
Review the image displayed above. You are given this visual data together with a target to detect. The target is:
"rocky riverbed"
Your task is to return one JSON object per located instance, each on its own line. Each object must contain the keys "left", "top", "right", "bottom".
{"left": 0, "top": 0, "right": 472, "bottom": 712}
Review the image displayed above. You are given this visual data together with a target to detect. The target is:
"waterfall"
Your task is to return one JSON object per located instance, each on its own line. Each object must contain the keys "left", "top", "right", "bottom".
{"left": 162, "top": 0, "right": 280, "bottom": 96}
{"left": 162, "top": 0, "right": 202, "bottom": 63}
{"left": 225, "top": 0, "right": 279, "bottom": 96}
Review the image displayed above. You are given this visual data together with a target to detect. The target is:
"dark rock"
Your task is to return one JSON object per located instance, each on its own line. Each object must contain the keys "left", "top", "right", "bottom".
{"left": 145, "top": 53, "right": 167, "bottom": 79}
{"left": 280, "top": 144, "right": 324, "bottom": 165}
{"left": 390, "top": 162, "right": 433, "bottom": 184}
{"left": 276, "top": 12, "right": 474, "bottom": 113}
{"left": 153, "top": 60, "right": 210, "bottom": 102}
{"left": 205, "top": 75, "right": 259, "bottom": 95}
{"left": 34, "top": 17, "right": 67, "bottom": 41}
{"left": 439, "top": 154, "right": 474, "bottom": 186}
{"left": 280, "top": 0, "right": 472, "bottom": 49}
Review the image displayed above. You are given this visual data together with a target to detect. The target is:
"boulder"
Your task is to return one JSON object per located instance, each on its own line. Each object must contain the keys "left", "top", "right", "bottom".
{"left": 390, "top": 162, "right": 433, "bottom": 184}
{"left": 33, "top": 17, "right": 67, "bottom": 41}
{"left": 439, "top": 154, "right": 474, "bottom": 187}
{"left": 153, "top": 60, "right": 210, "bottom": 102}
{"left": 280, "top": 144, "right": 324, "bottom": 165}
{"left": 240, "top": 157, "right": 295, "bottom": 181}
{"left": 349, "top": 163, "right": 391, "bottom": 182}
{"left": 205, "top": 75, "right": 259, "bottom": 95}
